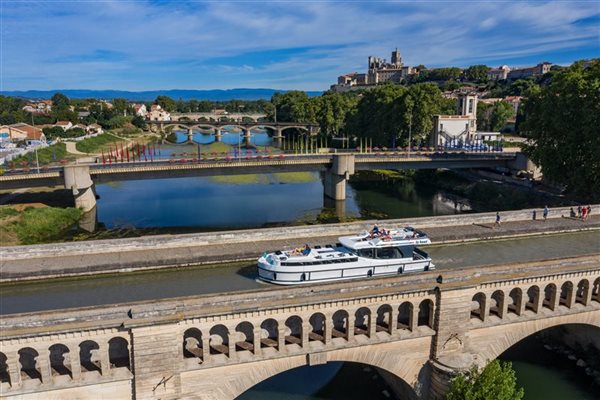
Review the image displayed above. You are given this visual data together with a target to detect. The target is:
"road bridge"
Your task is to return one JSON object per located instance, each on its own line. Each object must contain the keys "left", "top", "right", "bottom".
{"left": 1, "top": 254, "right": 598, "bottom": 399}
{"left": 0, "top": 152, "right": 519, "bottom": 212}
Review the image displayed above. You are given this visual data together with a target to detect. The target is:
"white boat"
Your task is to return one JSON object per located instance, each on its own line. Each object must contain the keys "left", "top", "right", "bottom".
{"left": 257, "top": 227, "right": 434, "bottom": 285}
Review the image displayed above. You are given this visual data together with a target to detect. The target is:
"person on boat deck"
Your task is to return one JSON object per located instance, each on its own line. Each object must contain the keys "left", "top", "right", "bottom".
{"left": 371, "top": 225, "right": 380, "bottom": 236}
{"left": 301, "top": 244, "right": 311, "bottom": 256}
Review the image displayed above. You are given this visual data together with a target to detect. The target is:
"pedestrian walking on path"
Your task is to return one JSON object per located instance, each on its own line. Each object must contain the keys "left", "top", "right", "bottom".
{"left": 577, "top": 205, "right": 582, "bottom": 218}
{"left": 532, "top": 210, "right": 537, "bottom": 220}
{"left": 543, "top": 206, "right": 549, "bottom": 222}
{"left": 582, "top": 206, "right": 588, "bottom": 220}
{"left": 495, "top": 212, "right": 501, "bottom": 227}
{"left": 586, "top": 205, "right": 592, "bottom": 220}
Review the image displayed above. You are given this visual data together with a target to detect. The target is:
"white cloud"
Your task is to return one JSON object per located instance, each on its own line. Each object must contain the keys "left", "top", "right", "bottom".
{"left": 2, "top": 0, "right": 598, "bottom": 90}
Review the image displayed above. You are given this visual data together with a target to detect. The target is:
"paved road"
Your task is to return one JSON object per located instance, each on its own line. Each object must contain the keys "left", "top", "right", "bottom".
{"left": 1, "top": 230, "right": 598, "bottom": 315}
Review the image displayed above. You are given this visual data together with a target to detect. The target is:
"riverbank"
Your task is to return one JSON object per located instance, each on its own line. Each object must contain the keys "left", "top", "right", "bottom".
{"left": 1, "top": 205, "right": 598, "bottom": 282}
{"left": 0, "top": 204, "right": 82, "bottom": 246}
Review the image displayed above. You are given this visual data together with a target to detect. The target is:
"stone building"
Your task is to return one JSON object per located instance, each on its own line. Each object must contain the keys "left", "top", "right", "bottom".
{"left": 487, "top": 65, "right": 511, "bottom": 81}
{"left": 148, "top": 104, "right": 171, "bottom": 122}
{"left": 508, "top": 62, "right": 552, "bottom": 80}
{"left": 331, "top": 48, "right": 415, "bottom": 92}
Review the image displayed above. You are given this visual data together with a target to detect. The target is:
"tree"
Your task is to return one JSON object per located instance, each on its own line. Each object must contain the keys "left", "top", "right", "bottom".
{"left": 476, "top": 101, "right": 492, "bottom": 131}
{"left": 271, "top": 91, "right": 317, "bottom": 123}
{"left": 50, "top": 92, "right": 70, "bottom": 110}
{"left": 508, "top": 79, "right": 539, "bottom": 96}
{"left": 112, "top": 98, "right": 128, "bottom": 116}
{"left": 314, "top": 92, "right": 357, "bottom": 138}
{"left": 521, "top": 60, "right": 600, "bottom": 199}
{"left": 155, "top": 95, "right": 176, "bottom": 112}
{"left": 447, "top": 360, "right": 524, "bottom": 400}
{"left": 131, "top": 115, "right": 147, "bottom": 129}
{"left": 489, "top": 101, "right": 514, "bottom": 131}
{"left": 464, "top": 65, "right": 490, "bottom": 83}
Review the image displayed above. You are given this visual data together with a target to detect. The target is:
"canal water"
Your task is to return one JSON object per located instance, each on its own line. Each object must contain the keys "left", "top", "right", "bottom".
{"left": 3, "top": 231, "right": 598, "bottom": 315}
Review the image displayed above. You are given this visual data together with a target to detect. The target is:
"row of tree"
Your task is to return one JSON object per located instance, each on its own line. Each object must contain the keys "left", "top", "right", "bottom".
{"left": 270, "top": 84, "right": 456, "bottom": 148}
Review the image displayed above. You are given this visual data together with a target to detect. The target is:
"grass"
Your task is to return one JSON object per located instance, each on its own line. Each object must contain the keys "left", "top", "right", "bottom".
{"left": 272, "top": 172, "right": 317, "bottom": 183}
{"left": 211, "top": 174, "right": 270, "bottom": 184}
{"left": 75, "top": 133, "right": 126, "bottom": 154}
{"left": 0, "top": 205, "right": 82, "bottom": 245}
{"left": 211, "top": 172, "right": 317, "bottom": 185}
{"left": 7, "top": 143, "right": 72, "bottom": 168}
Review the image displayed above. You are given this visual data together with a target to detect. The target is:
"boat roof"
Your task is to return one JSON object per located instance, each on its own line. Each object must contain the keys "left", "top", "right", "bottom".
{"left": 339, "top": 227, "right": 431, "bottom": 250}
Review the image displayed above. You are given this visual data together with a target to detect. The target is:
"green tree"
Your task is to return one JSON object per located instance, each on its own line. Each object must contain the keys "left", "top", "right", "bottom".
{"left": 489, "top": 101, "right": 514, "bottom": 131}
{"left": 112, "top": 98, "right": 128, "bottom": 116}
{"left": 50, "top": 92, "right": 70, "bottom": 110}
{"left": 508, "top": 79, "right": 539, "bottom": 96}
{"left": 314, "top": 92, "right": 357, "bottom": 138}
{"left": 477, "top": 102, "right": 492, "bottom": 131}
{"left": 271, "top": 91, "right": 317, "bottom": 123}
{"left": 464, "top": 65, "right": 490, "bottom": 83}
{"left": 131, "top": 115, "right": 147, "bottom": 129}
{"left": 346, "top": 84, "right": 407, "bottom": 146}
{"left": 155, "top": 95, "right": 176, "bottom": 112}
{"left": 521, "top": 60, "right": 600, "bottom": 199}
{"left": 447, "top": 360, "right": 524, "bottom": 400}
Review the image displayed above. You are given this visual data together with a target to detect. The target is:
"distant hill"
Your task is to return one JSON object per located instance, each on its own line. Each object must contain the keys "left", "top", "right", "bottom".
{"left": 0, "top": 88, "right": 322, "bottom": 101}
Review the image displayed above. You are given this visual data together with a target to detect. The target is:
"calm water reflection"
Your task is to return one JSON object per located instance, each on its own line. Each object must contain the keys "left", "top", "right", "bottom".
{"left": 95, "top": 172, "right": 467, "bottom": 230}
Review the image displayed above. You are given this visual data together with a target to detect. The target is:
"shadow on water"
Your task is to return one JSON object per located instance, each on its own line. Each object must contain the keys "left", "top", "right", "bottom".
{"left": 499, "top": 327, "right": 599, "bottom": 400}
{"left": 237, "top": 362, "right": 401, "bottom": 400}
{"left": 236, "top": 264, "right": 258, "bottom": 279}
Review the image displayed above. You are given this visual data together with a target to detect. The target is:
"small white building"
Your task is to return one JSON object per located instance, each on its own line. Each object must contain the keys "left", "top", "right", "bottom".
{"left": 133, "top": 104, "right": 148, "bottom": 117}
{"left": 55, "top": 120, "right": 73, "bottom": 131}
{"left": 431, "top": 93, "right": 478, "bottom": 147}
{"left": 86, "top": 124, "right": 103, "bottom": 134}
{"left": 147, "top": 104, "right": 171, "bottom": 121}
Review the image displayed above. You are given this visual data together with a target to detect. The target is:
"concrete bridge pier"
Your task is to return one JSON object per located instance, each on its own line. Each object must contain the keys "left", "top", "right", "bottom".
{"left": 273, "top": 128, "right": 283, "bottom": 148}
{"left": 187, "top": 128, "right": 194, "bottom": 143}
{"left": 323, "top": 154, "right": 355, "bottom": 200}
{"left": 214, "top": 128, "right": 222, "bottom": 142}
{"left": 243, "top": 128, "right": 252, "bottom": 146}
{"left": 63, "top": 165, "right": 96, "bottom": 213}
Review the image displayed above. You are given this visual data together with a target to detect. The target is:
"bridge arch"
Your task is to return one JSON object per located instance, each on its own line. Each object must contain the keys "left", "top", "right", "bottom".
{"left": 468, "top": 310, "right": 600, "bottom": 364}
{"left": 231, "top": 355, "right": 424, "bottom": 400}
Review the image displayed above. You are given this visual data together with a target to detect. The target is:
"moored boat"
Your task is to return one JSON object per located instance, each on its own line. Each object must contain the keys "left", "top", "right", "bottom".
{"left": 257, "top": 226, "right": 434, "bottom": 285}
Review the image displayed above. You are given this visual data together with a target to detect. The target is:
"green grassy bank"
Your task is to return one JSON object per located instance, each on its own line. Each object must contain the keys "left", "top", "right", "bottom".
{"left": 0, "top": 205, "right": 82, "bottom": 245}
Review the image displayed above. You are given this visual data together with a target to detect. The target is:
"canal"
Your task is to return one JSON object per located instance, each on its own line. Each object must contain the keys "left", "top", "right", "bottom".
{"left": 1, "top": 231, "right": 598, "bottom": 315}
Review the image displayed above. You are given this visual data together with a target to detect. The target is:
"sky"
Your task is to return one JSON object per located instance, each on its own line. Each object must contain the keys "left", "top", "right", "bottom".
{"left": 1, "top": 0, "right": 599, "bottom": 91}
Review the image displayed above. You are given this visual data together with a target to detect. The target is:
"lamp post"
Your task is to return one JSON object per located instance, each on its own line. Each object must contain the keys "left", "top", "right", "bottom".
{"left": 407, "top": 114, "right": 412, "bottom": 159}
{"left": 31, "top": 113, "right": 40, "bottom": 173}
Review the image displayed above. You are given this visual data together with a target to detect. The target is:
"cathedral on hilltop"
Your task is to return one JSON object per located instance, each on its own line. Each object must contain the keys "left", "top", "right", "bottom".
{"left": 333, "top": 48, "right": 415, "bottom": 92}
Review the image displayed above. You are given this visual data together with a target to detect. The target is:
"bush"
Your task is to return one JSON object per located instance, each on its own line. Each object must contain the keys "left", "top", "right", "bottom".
{"left": 447, "top": 360, "right": 524, "bottom": 400}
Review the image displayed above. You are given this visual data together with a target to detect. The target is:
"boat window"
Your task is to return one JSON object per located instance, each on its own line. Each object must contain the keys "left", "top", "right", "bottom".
{"left": 376, "top": 247, "right": 403, "bottom": 259}
{"left": 358, "top": 249, "right": 375, "bottom": 258}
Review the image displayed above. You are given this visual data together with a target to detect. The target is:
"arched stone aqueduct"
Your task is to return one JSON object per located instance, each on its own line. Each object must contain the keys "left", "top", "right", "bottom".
{"left": 1, "top": 261, "right": 599, "bottom": 399}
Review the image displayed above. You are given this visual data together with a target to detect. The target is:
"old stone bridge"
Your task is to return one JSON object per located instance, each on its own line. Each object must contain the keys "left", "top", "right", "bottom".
{"left": 1, "top": 254, "right": 598, "bottom": 399}
{"left": 148, "top": 120, "right": 320, "bottom": 145}
{"left": 0, "top": 153, "right": 521, "bottom": 212}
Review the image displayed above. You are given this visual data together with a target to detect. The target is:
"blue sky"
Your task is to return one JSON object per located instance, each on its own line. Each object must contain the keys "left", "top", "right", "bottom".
{"left": 2, "top": 0, "right": 598, "bottom": 91}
